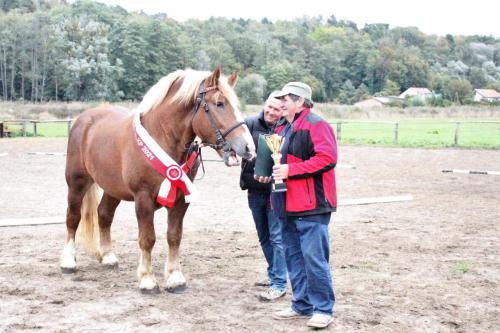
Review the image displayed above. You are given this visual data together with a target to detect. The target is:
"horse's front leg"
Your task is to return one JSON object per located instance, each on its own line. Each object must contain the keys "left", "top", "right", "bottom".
{"left": 164, "top": 202, "right": 189, "bottom": 293}
{"left": 135, "top": 192, "right": 160, "bottom": 294}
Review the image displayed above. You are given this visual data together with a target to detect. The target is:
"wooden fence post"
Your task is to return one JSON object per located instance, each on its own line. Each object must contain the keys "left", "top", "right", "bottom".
{"left": 22, "top": 121, "right": 27, "bottom": 137}
{"left": 33, "top": 121, "right": 37, "bottom": 137}
{"left": 394, "top": 122, "right": 399, "bottom": 145}
{"left": 336, "top": 122, "right": 342, "bottom": 142}
{"left": 67, "top": 120, "right": 72, "bottom": 136}
{"left": 454, "top": 122, "right": 460, "bottom": 146}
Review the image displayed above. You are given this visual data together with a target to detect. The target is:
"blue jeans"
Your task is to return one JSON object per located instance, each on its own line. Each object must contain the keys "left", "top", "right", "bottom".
{"left": 248, "top": 192, "right": 287, "bottom": 291}
{"left": 281, "top": 216, "right": 335, "bottom": 315}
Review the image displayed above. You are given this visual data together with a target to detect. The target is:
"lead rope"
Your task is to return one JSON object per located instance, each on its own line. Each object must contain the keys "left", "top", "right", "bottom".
{"left": 196, "top": 148, "right": 206, "bottom": 180}
{"left": 184, "top": 141, "right": 206, "bottom": 181}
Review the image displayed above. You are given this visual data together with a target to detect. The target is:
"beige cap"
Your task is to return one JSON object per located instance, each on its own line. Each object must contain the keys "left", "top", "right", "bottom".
{"left": 274, "top": 82, "right": 313, "bottom": 101}
{"left": 266, "top": 90, "right": 281, "bottom": 101}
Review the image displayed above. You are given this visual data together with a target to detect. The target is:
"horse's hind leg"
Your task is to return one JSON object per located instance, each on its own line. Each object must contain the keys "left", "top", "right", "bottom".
{"left": 98, "top": 193, "right": 121, "bottom": 268}
{"left": 135, "top": 191, "right": 160, "bottom": 294}
{"left": 60, "top": 174, "right": 92, "bottom": 273}
{"left": 164, "top": 202, "right": 189, "bottom": 293}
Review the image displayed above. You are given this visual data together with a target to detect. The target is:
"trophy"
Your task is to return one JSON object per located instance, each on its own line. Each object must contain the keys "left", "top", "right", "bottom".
{"left": 264, "top": 134, "right": 287, "bottom": 193}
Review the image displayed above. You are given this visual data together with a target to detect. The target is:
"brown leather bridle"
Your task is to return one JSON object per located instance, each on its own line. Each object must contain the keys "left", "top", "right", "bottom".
{"left": 191, "top": 81, "right": 245, "bottom": 153}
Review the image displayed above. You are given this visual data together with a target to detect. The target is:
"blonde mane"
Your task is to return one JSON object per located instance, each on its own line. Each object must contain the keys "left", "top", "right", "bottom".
{"left": 134, "top": 69, "right": 240, "bottom": 115}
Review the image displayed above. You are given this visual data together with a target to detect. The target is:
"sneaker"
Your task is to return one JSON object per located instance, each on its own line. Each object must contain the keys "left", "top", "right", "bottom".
{"left": 272, "top": 307, "right": 311, "bottom": 320}
{"left": 258, "top": 287, "right": 286, "bottom": 302}
{"left": 254, "top": 278, "right": 271, "bottom": 287}
{"left": 306, "top": 313, "right": 333, "bottom": 328}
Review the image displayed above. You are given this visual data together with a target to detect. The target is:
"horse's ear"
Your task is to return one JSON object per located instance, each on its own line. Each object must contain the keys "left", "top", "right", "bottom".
{"left": 227, "top": 70, "right": 238, "bottom": 88}
{"left": 207, "top": 65, "right": 221, "bottom": 87}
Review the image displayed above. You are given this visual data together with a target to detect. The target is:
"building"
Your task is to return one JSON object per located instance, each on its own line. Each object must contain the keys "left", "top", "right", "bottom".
{"left": 354, "top": 98, "right": 385, "bottom": 107}
{"left": 354, "top": 96, "right": 404, "bottom": 107}
{"left": 474, "top": 89, "right": 500, "bottom": 102}
{"left": 399, "top": 87, "right": 433, "bottom": 99}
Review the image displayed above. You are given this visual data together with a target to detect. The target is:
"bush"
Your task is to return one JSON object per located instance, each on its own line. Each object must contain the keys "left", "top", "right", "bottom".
{"left": 427, "top": 96, "right": 452, "bottom": 107}
{"left": 409, "top": 98, "right": 425, "bottom": 107}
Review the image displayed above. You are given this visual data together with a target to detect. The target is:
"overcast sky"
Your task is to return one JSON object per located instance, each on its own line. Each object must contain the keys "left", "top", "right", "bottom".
{"left": 96, "top": 0, "right": 499, "bottom": 37}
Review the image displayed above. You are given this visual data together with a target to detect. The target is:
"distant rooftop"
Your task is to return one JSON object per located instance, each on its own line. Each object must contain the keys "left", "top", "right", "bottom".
{"left": 399, "top": 87, "right": 432, "bottom": 98}
{"left": 475, "top": 89, "right": 500, "bottom": 98}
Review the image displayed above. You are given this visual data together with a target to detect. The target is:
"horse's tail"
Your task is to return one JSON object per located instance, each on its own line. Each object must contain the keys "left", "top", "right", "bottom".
{"left": 77, "top": 183, "right": 101, "bottom": 261}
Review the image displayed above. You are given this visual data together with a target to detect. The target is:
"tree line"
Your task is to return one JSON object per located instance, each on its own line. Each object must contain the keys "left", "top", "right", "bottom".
{"left": 1, "top": 0, "right": 499, "bottom": 105}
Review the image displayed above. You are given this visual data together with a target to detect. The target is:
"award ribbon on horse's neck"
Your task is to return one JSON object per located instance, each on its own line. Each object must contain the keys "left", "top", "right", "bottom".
{"left": 133, "top": 112, "right": 198, "bottom": 207}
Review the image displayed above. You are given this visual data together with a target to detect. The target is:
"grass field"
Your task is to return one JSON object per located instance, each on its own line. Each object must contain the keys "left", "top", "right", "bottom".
{"left": 1, "top": 101, "right": 499, "bottom": 149}
{"left": 329, "top": 119, "right": 500, "bottom": 149}
{"left": 5, "top": 122, "right": 71, "bottom": 138}
{"left": 4, "top": 118, "right": 499, "bottom": 149}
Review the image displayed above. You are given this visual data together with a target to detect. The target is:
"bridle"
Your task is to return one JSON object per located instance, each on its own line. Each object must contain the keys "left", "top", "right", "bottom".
{"left": 183, "top": 80, "right": 246, "bottom": 180}
{"left": 191, "top": 81, "right": 245, "bottom": 153}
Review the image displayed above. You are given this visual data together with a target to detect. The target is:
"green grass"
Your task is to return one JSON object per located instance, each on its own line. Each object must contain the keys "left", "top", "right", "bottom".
{"left": 329, "top": 119, "right": 500, "bottom": 149}
{"left": 4, "top": 118, "right": 500, "bottom": 149}
{"left": 6, "top": 122, "right": 70, "bottom": 137}
{"left": 453, "top": 261, "right": 470, "bottom": 274}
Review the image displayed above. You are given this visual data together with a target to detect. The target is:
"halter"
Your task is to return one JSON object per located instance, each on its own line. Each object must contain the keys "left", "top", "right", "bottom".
{"left": 191, "top": 81, "right": 245, "bottom": 153}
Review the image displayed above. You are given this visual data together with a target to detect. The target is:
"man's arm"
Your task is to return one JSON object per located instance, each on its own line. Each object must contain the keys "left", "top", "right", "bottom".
{"left": 274, "top": 121, "right": 337, "bottom": 180}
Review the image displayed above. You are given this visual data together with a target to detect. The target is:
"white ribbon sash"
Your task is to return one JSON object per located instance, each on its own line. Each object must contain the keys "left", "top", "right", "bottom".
{"left": 133, "top": 112, "right": 198, "bottom": 207}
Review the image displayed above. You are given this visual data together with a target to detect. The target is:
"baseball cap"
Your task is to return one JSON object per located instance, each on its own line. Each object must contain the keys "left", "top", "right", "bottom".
{"left": 274, "top": 82, "right": 313, "bottom": 102}
{"left": 266, "top": 90, "right": 281, "bottom": 102}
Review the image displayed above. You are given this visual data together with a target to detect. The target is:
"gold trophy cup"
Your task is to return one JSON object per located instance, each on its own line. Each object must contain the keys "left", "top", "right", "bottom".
{"left": 264, "top": 134, "right": 287, "bottom": 193}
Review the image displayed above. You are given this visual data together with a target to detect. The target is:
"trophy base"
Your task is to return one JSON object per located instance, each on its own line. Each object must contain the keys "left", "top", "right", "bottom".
{"left": 272, "top": 182, "right": 287, "bottom": 193}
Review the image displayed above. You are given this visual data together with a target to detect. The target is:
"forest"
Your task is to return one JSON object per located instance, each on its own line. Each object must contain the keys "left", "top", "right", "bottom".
{"left": 1, "top": 0, "right": 499, "bottom": 105}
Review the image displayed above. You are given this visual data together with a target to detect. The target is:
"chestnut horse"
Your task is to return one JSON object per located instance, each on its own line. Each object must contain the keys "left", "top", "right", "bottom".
{"left": 60, "top": 67, "right": 255, "bottom": 293}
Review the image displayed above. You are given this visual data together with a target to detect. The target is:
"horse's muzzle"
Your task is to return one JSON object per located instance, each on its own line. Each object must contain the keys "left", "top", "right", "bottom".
{"left": 223, "top": 137, "right": 255, "bottom": 166}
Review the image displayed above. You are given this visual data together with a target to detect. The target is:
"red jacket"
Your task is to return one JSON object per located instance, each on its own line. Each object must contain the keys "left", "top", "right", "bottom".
{"left": 276, "top": 108, "right": 337, "bottom": 216}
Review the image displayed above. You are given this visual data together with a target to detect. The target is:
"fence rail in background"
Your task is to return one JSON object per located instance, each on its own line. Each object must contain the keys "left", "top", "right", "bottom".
{"left": 1, "top": 119, "right": 499, "bottom": 148}
{"left": 330, "top": 120, "right": 500, "bottom": 147}
{"left": 450, "top": 121, "right": 500, "bottom": 146}
{"left": 0, "top": 119, "right": 74, "bottom": 137}
{"left": 331, "top": 121, "right": 399, "bottom": 144}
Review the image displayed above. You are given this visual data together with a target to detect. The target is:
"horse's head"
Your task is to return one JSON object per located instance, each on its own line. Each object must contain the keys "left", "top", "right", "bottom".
{"left": 191, "top": 66, "right": 255, "bottom": 166}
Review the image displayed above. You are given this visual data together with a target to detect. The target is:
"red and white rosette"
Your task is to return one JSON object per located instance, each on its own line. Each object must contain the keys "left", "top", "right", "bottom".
{"left": 167, "top": 165, "right": 182, "bottom": 180}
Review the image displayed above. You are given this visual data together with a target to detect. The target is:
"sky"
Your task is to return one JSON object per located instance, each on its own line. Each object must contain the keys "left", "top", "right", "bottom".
{"left": 96, "top": 0, "right": 499, "bottom": 37}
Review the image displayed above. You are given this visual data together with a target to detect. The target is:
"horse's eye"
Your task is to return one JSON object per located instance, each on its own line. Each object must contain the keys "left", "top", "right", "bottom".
{"left": 216, "top": 101, "right": 224, "bottom": 108}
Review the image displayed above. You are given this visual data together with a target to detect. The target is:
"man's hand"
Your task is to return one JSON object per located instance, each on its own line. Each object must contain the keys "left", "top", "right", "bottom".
{"left": 273, "top": 164, "right": 289, "bottom": 180}
{"left": 254, "top": 164, "right": 288, "bottom": 183}
{"left": 254, "top": 175, "right": 272, "bottom": 183}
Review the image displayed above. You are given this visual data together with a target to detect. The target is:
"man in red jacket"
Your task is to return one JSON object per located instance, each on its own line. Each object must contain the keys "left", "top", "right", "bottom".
{"left": 261, "top": 82, "right": 337, "bottom": 329}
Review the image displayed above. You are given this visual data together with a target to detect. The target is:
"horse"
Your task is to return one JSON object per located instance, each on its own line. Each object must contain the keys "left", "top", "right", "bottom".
{"left": 60, "top": 66, "right": 256, "bottom": 294}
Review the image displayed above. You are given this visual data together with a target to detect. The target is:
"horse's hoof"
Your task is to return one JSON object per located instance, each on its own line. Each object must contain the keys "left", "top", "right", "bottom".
{"left": 101, "top": 253, "right": 118, "bottom": 268}
{"left": 165, "top": 285, "right": 187, "bottom": 294}
{"left": 140, "top": 286, "right": 161, "bottom": 295}
{"left": 61, "top": 267, "right": 77, "bottom": 274}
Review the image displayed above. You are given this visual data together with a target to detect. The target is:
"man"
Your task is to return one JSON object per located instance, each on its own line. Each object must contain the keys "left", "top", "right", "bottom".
{"left": 240, "top": 92, "right": 287, "bottom": 301}
{"left": 258, "top": 82, "right": 337, "bottom": 329}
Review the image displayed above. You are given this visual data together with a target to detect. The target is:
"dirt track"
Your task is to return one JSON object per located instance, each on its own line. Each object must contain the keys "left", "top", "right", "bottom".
{"left": 0, "top": 138, "right": 499, "bottom": 332}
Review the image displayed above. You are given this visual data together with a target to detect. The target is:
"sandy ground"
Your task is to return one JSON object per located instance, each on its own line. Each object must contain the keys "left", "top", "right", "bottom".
{"left": 0, "top": 138, "right": 499, "bottom": 332}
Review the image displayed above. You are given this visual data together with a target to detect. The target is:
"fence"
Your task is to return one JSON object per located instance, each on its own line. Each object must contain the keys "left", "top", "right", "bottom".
{"left": 0, "top": 119, "right": 74, "bottom": 138}
{"left": 329, "top": 120, "right": 500, "bottom": 147}
{"left": 332, "top": 121, "right": 400, "bottom": 144}
{"left": 1, "top": 119, "right": 499, "bottom": 148}
{"left": 450, "top": 121, "right": 500, "bottom": 146}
